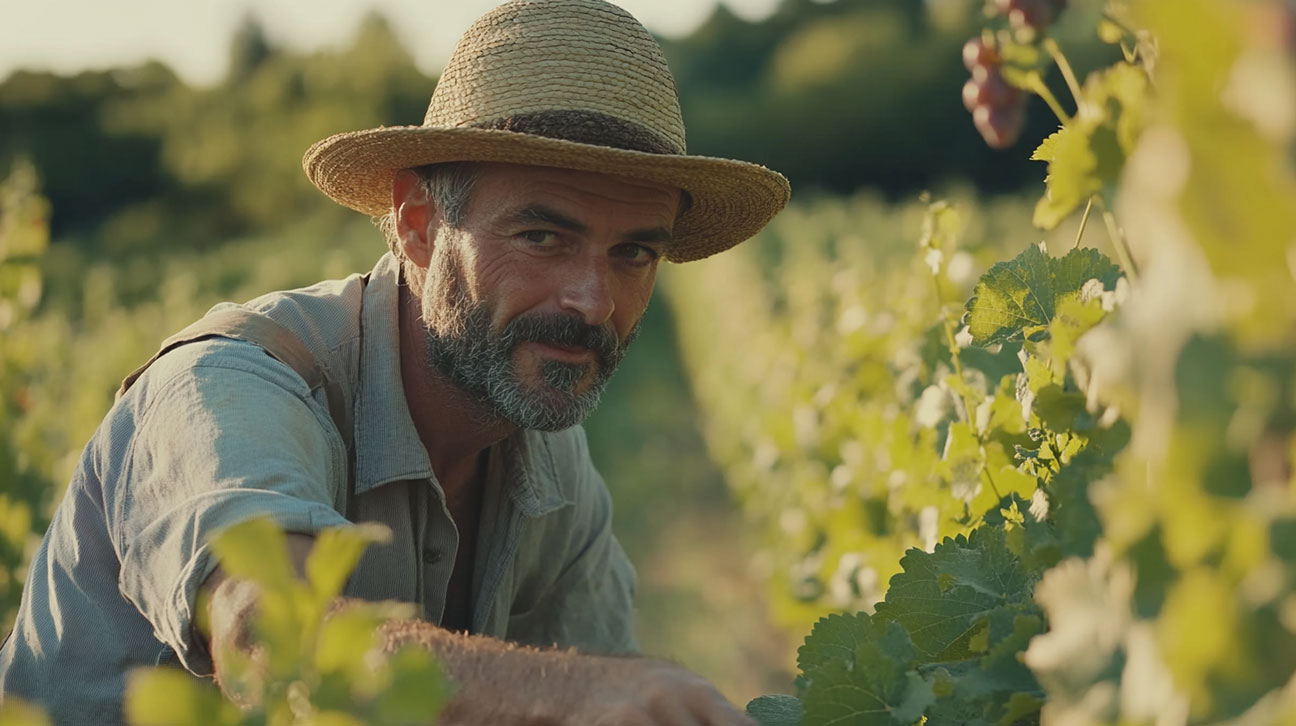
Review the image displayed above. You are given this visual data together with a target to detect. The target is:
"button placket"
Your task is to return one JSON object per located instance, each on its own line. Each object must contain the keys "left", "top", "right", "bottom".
{"left": 420, "top": 478, "right": 459, "bottom": 625}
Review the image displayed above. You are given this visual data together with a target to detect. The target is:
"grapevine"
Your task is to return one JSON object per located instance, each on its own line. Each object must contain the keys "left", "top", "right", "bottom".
{"left": 673, "top": 0, "right": 1296, "bottom": 724}
{"left": 0, "top": 160, "right": 52, "bottom": 632}
{"left": 125, "top": 519, "right": 451, "bottom": 726}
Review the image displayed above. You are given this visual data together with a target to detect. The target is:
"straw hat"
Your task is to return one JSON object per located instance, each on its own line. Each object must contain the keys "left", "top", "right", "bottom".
{"left": 302, "top": 0, "right": 790, "bottom": 263}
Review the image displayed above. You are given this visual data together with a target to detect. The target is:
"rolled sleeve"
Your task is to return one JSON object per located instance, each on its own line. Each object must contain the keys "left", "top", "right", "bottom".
{"left": 107, "top": 341, "right": 352, "bottom": 674}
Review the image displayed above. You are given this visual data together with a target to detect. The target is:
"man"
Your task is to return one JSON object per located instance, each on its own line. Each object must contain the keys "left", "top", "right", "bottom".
{"left": 0, "top": 0, "right": 789, "bottom": 723}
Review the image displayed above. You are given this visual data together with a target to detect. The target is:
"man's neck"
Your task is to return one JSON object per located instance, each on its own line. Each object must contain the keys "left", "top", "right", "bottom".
{"left": 398, "top": 283, "right": 514, "bottom": 495}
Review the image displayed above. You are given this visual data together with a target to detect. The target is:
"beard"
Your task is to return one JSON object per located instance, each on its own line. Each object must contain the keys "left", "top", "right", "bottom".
{"left": 418, "top": 240, "right": 641, "bottom": 431}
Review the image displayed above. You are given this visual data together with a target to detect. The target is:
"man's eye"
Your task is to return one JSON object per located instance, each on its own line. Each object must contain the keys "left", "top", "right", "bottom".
{"left": 521, "top": 230, "right": 557, "bottom": 245}
{"left": 615, "top": 244, "right": 661, "bottom": 264}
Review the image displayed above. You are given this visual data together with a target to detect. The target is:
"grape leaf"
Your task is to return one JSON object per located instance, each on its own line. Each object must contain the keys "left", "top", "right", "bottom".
{"left": 975, "top": 608, "right": 1046, "bottom": 697}
{"left": 873, "top": 527, "right": 1034, "bottom": 662}
{"left": 209, "top": 516, "right": 295, "bottom": 591}
{"left": 1032, "top": 63, "right": 1147, "bottom": 230}
{"left": 306, "top": 523, "right": 391, "bottom": 604}
{"left": 125, "top": 668, "right": 241, "bottom": 726}
{"left": 964, "top": 245, "right": 1121, "bottom": 347}
{"left": 798, "top": 612, "right": 875, "bottom": 674}
{"left": 801, "top": 622, "right": 932, "bottom": 726}
{"left": 1032, "top": 127, "right": 1097, "bottom": 230}
{"left": 1032, "top": 384, "right": 1087, "bottom": 433}
{"left": 922, "top": 609, "right": 1044, "bottom": 726}
{"left": 0, "top": 697, "right": 51, "bottom": 726}
{"left": 1050, "top": 447, "right": 1123, "bottom": 559}
{"left": 370, "top": 647, "right": 452, "bottom": 726}
{"left": 747, "top": 694, "right": 805, "bottom": 726}
{"left": 1046, "top": 295, "right": 1107, "bottom": 374}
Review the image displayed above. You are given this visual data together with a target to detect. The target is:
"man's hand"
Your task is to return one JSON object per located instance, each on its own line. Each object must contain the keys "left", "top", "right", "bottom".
{"left": 564, "top": 656, "right": 756, "bottom": 726}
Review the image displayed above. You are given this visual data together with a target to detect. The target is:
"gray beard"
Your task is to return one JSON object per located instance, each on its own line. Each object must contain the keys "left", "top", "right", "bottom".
{"left": 419, "top": 245, "right": 640, "bottom": 431}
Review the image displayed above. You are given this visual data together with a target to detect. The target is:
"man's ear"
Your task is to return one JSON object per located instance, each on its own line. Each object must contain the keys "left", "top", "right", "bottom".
{"left": 392, "top": 169, "right": 441, "bottom": 268}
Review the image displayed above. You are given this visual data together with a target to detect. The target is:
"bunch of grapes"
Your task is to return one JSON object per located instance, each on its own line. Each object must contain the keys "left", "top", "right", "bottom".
{"left": 997, "top": 0, "right": 1068, "bottom": 36}
{"left": 962, "top": 36, "right": 1023, "bottom": 149}
{"left": 961, "top": 0, "right": 1068, "bottom": 149}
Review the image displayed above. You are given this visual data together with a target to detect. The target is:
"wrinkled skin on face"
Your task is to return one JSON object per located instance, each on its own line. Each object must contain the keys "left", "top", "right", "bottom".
{"left": 419, "top": 240, "right": 640, "bottom": 430}
{"left": 405, "top": 163, "right": 681, "bottom": 431}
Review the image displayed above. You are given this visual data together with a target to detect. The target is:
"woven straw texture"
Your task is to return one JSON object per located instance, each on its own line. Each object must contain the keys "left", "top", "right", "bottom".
{"left": 303, "top": 0, "right": 790, "bottom": 262}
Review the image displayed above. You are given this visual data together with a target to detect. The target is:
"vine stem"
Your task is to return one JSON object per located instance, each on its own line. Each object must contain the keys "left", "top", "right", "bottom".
{"left": 1096, "top": 197, "right": 1140, "bottom": 281}
{"left": 1043, "top": 38, "right": 1085, "bottom": 111}
{"left": 933, "top": 275, "right": 966, "bottom": 378}
{"left": 1028, "top": 76, "right": 1071, "bottom": 125}
{"left": 930, "top": 261, "right": 1001, "bottom": 502}
{"left": 1073, "top": 197, "right": 1095, "bottom": 250}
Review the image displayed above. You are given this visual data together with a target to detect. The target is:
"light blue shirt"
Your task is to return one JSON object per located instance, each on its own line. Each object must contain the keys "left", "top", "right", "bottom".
{"left": 0, "top": 253, "right": 637, "bottom": 724}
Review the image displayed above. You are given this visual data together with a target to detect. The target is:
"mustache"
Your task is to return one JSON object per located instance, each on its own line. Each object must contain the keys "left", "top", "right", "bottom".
{"left": 501, "top": 313, "right": 623, "bottom": 366}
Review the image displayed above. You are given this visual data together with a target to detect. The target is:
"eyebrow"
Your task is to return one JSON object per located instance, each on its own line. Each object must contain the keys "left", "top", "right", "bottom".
{"left": 510, "top": 204, "right": 674, "bottom": 246}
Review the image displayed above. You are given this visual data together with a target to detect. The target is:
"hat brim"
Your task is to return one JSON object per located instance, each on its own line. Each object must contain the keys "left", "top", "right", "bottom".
{"left": 303, "top": 126, "right": 790, "bottom": 263}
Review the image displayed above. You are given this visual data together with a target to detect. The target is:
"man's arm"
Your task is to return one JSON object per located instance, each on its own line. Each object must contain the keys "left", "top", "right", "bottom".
{"left": 200, "top": 534, "right": 754, "bottom": 726}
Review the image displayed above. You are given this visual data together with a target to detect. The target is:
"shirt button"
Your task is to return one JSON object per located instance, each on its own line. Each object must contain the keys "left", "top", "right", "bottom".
{"left": 422, "top": 549, "right": 442, "bottom": 565}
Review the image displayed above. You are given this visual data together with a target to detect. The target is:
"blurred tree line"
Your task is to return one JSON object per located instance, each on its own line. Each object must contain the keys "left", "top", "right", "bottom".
{"left": 0, "top": 0, "right": 1114, "bottom": 258}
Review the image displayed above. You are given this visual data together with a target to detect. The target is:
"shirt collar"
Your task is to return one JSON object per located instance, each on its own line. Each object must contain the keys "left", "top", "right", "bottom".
{"left": 351, "top": 253, "right": 567, "bottom": 517}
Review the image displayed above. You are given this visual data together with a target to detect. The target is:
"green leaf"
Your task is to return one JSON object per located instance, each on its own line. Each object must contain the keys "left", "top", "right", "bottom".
{"left": 798, "top": 612, "right": 874, "bottom": 674}
{"left": 1097, "top": 19, "right": 1126, "bottom": 44}
{"left": 979, "top": 610, "right": 1046, "bottom": 697}
{"left": 996, "top": 691, "right": 1045, "bottom": 726}
{"left": 873, "top": 527, "right": 1034, "bottom": 662}
{"left": 1033, "top": 385, "right": 1087, "bottom": 432}
{"left": 305, "top": 523, "right": 391, "bottom": 604}
{"left": 1046, "top": 295, "right": 1107, "bottom": 372}
{"left": 801, "top": 623, "right": 931, "bottom": 726}
{"left": 0, "top": 697, "right": 51, "bottom": 726}
{"left": 747, "top": 694, "right": 804, "bottom": 726}
{"left": 314, "top": 609, "right": 384, "bottom": 683}
{"left": 125, "top": 668, "right": 241, "bottom": 726}
{"left": 1088, "top": 62, "right": 1148, "bottom": 153}
{"left": 370, "top": 646, "right": 452, "bottom": 725}
{"left": 1032, "top": 128, "right": 1095, "bottom": 229}
{"left": 209, "top": 517, "right": 295, "bottom": 591}
{"left": 1031, "top": 63, "right": 1146, "bottom": 230}
{"left": 964, "top": 245, "right": 1122, "bottom": 347}
{"left": 997, "top": 38, "right": 1047, "bottom": 92}
{"left": 942, "top": 422, "right": 985, "bottom": 503}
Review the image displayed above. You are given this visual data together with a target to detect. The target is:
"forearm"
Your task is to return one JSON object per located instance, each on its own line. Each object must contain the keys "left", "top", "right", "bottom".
{"left": 376, "top": 616, "right": 637, "bottom": 724}
{"left": 202, "top": 537, "right": 749, "bottom": 725}
{"left": 210, "top": 590, "right": 711, "bottom": 724}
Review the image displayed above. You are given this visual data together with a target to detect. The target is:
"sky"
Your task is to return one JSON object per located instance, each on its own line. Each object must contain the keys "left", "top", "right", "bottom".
{"left": 0, "top": 0, "right": 785, "bottom": 86}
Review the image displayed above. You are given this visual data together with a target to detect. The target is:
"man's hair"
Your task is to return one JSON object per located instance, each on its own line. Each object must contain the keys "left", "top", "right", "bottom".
{"left": 378, "top": 162, "right": 479, "bottom": 262}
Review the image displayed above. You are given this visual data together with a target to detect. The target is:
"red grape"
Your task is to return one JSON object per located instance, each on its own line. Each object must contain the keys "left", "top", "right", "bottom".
{"left": 963, "top": 71, "right": 1019, "bottom": 112}
{"left": 993, "top": 0, "right": 1063, "bottom": 33}
{"left": 962, "top": 37, "right": 999, "bottom": 72}
{"left": 973, "top": 103, "right": 1026, "bottom": 149}
{"left": 1009, "top": 3, "right": 1055, "bottom": 33}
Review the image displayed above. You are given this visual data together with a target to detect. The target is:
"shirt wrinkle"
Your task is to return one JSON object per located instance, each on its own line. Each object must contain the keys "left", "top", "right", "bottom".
{"left": 508, "top": 434, "right": 570, "bottom": 516}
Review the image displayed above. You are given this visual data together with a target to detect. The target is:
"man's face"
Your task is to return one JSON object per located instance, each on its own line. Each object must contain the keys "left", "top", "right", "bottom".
{"left": 414, "top": 163, "right": 681, "bottom": 431}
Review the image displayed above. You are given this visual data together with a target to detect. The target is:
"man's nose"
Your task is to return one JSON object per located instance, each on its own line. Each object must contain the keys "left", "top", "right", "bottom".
{"left": 557, "top": 256, "right": 616, "bottom": 326}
